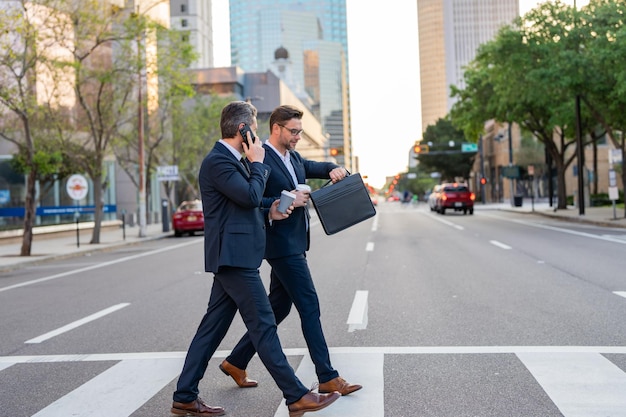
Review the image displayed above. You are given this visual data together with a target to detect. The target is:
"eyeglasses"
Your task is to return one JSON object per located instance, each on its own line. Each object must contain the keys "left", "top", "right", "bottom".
{"left": 277, "top": 124, "right": 303, "bottom": 136}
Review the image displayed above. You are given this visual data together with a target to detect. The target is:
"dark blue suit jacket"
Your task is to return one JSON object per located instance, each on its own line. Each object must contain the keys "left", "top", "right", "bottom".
{"left": 262, "top": 144, "right": 338, "bottom": 259}
{"left": 199, "top": 142, "right": 271, "bottom": 273}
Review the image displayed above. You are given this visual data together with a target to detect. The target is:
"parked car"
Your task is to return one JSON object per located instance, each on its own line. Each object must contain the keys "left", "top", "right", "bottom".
{"left": 435, "top": 183, "right": 475, "bottom": 215}
{"left": 172, "top": 200, "right": 204, "bottom": 236}
{"left": 428, "top": 185, "right": 442, "bottom": 211}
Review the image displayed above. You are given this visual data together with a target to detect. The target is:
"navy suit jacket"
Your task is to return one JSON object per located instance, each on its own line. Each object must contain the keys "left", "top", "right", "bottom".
{"left": 262, "top": 144, "right": 338, "bottom": 259}
{"left": 199, "top": 142, "right": 271, "bottom": 273}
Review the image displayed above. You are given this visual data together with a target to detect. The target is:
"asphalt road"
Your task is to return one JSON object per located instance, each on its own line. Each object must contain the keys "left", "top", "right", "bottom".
{"left": 1, "top": 200, "right": 626, "bottom": 417}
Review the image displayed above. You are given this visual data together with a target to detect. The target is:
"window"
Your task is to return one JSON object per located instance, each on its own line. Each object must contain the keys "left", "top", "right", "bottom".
{"left": 181, "top": 4, "right": 186, "bottom": 12}
{"left": 181, "top": 19, "right": 188, "bottom": 27}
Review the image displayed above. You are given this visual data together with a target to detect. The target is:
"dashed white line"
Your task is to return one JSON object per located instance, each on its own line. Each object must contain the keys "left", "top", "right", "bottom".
{"left": 347, "top": 290, "right": 369, "bottom": 332}
{"left": 371, "top": 214, "right": 379, "bottom": 231}
{"left": 489, "top": 240, "right": 512, "bottom": 250}
{"left": 0, "top": 240, "right": 201, "bottom": 293}
{"left": 613, "top": 291, "right": 626, "bottom": 299}
{"left": 25, "top": 303, "right": 130, "bottom": 344}
{"left": 365, "top": 242, "right": 374, "bottom": 251}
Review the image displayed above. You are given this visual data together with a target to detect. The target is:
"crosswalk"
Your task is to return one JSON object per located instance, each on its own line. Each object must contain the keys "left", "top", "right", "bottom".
{"left": 2, "top": 347, "right": 626, "bottom": 417}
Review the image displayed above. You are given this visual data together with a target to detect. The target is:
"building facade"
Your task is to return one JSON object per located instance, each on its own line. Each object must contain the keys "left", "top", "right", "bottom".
{"left": 417, "top": 0, "right": 518, "bottom": 132}
{"left": 169, "top": 0, "right": 214, "bottom": 69}
{"left": 228, "top": 0, "right": 352, "bottom": 170}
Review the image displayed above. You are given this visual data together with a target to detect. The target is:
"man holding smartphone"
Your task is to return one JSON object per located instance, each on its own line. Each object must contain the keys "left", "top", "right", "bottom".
{"left": 171, "top": 101, "right": 340, "bottom": 417}
{"left": 219, "top": 105, "right": 362, "bottom": 397}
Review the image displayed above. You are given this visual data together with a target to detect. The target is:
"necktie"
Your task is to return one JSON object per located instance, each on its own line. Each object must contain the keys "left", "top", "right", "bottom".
{"left": 240, "top": 157, "right": 251, "bottom": 176}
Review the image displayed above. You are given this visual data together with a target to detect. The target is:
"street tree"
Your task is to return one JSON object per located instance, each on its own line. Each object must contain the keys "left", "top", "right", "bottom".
{"left": 418, "top": 118, "right": 475, "bottom": 182}
{"left": 0, "top": 0, "right": 77, "bottom": 255}
{"left": 451, "top": 1, "right": 598, "bottom": 209}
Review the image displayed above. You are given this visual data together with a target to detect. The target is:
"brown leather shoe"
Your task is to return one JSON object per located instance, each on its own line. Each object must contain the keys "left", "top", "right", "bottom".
{"left": 287, "top": 391, "right": 341, "bottom": 417}
{"left": 219, "top": 359, "right": 258, "bottom": 388}
{"left": 171, "top": 397, "right": 225, "bottom": 416}
{"left": 318, "top": 376, "right": 362, "bottom": 396}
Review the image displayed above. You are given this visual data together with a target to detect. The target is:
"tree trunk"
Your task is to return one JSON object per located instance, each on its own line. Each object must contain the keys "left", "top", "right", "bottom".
{"left": 20, "top": 170, "right": 37, "bottom": 256}
{"left": 90, "top": 171, "right": 103, "bottom": 244}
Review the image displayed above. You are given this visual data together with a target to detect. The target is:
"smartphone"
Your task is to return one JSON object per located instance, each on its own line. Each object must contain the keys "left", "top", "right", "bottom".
{"left": 239, "top": 124, "right": 254, "bottom": 147}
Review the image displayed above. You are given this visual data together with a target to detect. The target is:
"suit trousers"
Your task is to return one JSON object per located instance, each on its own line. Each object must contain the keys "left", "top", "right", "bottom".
{"left": 226, "top": 254, "right": 339, "bottom": 384}
{"left": 173, "top": 266, "right": 308, "bottom": 404}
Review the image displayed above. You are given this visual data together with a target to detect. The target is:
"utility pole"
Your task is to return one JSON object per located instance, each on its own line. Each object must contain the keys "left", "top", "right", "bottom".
{"left": 137, "top": 31, "right": 146, "bottom": 237}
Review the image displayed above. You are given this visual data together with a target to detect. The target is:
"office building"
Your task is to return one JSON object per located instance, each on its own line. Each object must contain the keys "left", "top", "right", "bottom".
{"left": 170, "top": 0, "right": 213, "bottom": 68}
{"left": 229, "top": 0, "right": 352, "bottom": 169}
{"left": 417, "top": 0, "right": 518, "bottom": 132}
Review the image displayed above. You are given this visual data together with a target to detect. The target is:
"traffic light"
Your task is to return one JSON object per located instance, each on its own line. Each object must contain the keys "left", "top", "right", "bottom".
{"left": 413, "top": 144, "right": 429, "bottom": 154}
{"left": 480, "top": 177, "right": 487, "bottom": 185}
{"left": 330, "top": 147, "right": 343, "bottom": 157}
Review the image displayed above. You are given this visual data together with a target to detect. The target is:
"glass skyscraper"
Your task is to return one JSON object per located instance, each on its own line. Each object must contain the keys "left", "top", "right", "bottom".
{"left": 229, "top": 0, "right": 351, "bottom": 168}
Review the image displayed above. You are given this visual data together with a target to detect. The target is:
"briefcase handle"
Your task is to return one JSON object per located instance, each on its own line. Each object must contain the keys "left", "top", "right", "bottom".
{"left": 320, "top": 170, "right": 352, "bottom": 187}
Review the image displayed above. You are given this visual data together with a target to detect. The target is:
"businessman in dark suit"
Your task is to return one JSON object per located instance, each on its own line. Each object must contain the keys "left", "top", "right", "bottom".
{"left": 172, "top": 101, "right": 340, "bottom": 417}
{"left": 220, "top": 105, "right": 362, "bottom": 397}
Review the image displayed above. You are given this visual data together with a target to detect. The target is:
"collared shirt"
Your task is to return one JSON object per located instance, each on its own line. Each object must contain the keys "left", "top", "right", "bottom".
{"left": 219, "top": 139, "right": 242, "bottom": 160}
{"left": 266, "top": 140, "right": 298, "bottom": 187}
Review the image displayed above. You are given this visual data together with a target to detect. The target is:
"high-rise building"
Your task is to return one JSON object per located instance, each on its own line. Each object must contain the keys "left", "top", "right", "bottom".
{"left": 229, "top": 0, "right": 351, "bottom": 168}
{"left": 170, "top": 0, "right": 213, "bottom": 68}
{"left": 417, "top": 0, "right": 518, "bottom": 132}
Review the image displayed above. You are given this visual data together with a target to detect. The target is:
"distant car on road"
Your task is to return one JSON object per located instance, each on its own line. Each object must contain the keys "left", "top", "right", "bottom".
{"left": 172, "top": 200, "right": 204, "bottom": 237}
{"left": 428, "top": 185, "right": 442, "bottom": 212}
{"left": 370, "top": 193, "right": 379, "bottom": 206}
{"left": 435, "top": 183, "right": 475, "bottom": 215}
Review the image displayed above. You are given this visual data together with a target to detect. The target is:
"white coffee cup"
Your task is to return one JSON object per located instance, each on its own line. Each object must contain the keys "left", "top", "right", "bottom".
{"left": 296, "top": 184, "right": 311, "bottom": 193}
{"left": 278, "top": 190, "right": 296, "bottom": 213}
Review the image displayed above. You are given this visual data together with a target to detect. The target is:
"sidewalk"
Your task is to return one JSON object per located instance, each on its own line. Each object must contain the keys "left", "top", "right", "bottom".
{"left": 1, "top": 199, "right": 625, "bottom": 273}
{"left": 477, "top": 198, "right": 626, "bottom": 229}
{"left": 0, "top": 222, "right": 172, "bottom": 273}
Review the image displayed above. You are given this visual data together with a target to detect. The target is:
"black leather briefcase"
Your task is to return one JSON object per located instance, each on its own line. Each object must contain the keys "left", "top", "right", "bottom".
{"left": 310, "top": 173, "right": 376, "bottom": 235}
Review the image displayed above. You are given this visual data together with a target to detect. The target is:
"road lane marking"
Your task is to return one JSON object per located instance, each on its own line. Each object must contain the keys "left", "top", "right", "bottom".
{"left": 517, "top": 352, "right": 626, "bottom": 417}
{"left": 489, "top": 240, "right": 512, "bottom": 250}
{"left": 479, "top": 213, "right": 626, "bottom": 245}
{"left": 31, "top": 358, "right": 183, "bottom": 417}
{"left": 25, "top": 303, "right": 130, "bottom": 344}
{"left": 346, "top": 290, "right": 368, "bottom": 332}
{"left": 426, "top": 213, "right": 464, "bottom": 230}
{"left": 0, "top": 240, "right": 201, "bottom": 293}
{"left": 365, "top": 242, "right": 374, "bottom": 251}
{"left": 371, "top": 214, "right": 379, "bottom": 231}
{"left": 274, "top": 352, "right": 383, "bottom": 417}
{"left": 3, "top": 346, "right": 626, "bottom": 365}
{"left": 613, "top": 291, "right": 626, "bottom": 299}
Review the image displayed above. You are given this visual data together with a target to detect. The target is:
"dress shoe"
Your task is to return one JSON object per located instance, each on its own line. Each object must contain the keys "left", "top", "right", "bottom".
{"left": 318, "top": 376, "right": 362, "bottom": 396}
{"left": 219, "top": 359, "right": 258, "bottom": 388}
{"left": 287, "top": 391, "right": 341, "bottom": 417}
{"left": 171, "top": 397, "right": 224, "bottom": 416}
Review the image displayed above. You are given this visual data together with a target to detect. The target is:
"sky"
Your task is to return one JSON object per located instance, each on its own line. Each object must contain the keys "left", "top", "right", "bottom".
{"left": 211, "top": 0, "right": 589, "bottom": 189}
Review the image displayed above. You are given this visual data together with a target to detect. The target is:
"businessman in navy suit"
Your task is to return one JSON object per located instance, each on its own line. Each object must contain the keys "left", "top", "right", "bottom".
{"left": 172, "top": 101, "right": 340, "bottom": 417}
{"left": 220, "top": 105, "right": 362, "bottom": 397}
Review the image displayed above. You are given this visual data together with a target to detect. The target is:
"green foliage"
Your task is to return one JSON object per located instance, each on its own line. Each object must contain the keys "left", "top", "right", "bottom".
{"left": 418, "top": 118, "right": 475, "bottom": 181}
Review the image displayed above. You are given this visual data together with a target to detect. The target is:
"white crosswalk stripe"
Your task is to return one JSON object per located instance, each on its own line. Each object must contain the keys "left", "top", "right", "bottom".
{"left": 517, "top": 352, "right": 626, "bottom": 417}
{"left": 274, "top": 353, "right": 384, "bottom": 417}
{"left": 2, "top": 348, "right": 626, "bottom": 417}
{"left": 31, "top": 358, "right": 183, "bottom": 417}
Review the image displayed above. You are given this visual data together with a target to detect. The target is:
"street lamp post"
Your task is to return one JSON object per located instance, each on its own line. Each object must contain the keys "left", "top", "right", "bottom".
{"left": 508, "top": 122, "right": 515, "bottom": 206}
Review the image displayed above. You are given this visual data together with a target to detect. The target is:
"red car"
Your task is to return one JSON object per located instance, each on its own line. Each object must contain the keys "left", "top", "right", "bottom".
{"left": 435, "top": 183, "right": 475, "bottom": 215}
{"left": 172, "top": 200, "right": 204, "bottom": 236}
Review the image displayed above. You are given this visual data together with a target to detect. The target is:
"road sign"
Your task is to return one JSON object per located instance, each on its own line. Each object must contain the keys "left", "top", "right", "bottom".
{"left": 66, "top": 174, "right": 88, "bottom": 200}
{"left": 461, "top": 143, "right": 478, "bottom": 153}
{"left": 156, "top": 165, "right": 180, "bottom": 181}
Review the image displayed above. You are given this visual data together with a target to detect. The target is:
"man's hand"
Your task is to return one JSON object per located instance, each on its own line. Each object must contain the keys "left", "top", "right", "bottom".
{"left": 242, "top": 133, "right": 265, "bottom": 163}
{"left": 291, "top": 189, "right": 310, "bottom": 207}
{"left": 329, "top": 167, "right": 348, "bottom": 183}
{"left": 269, "top": 199, "right": 292, "bottom": 221}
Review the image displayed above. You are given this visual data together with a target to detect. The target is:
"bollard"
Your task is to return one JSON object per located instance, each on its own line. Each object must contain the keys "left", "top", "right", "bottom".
{"left": 162, "top": 199, "right": 170, "bottom": 232}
